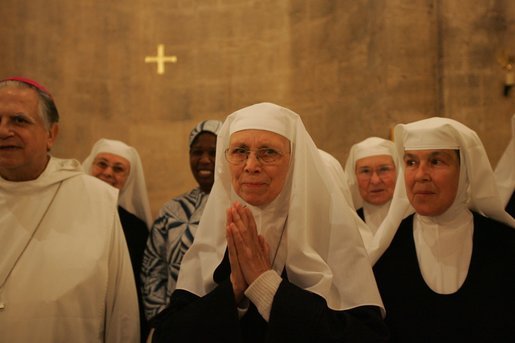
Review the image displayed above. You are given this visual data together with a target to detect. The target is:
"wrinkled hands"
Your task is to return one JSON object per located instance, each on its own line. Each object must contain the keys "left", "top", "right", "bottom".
{"left": 226, "top": 202, "right": 271, "bottom": 303}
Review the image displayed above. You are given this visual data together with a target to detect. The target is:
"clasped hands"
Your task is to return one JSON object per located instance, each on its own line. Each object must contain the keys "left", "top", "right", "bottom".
{"left": 226, "top": 202, "right": 271, "bottom": 303}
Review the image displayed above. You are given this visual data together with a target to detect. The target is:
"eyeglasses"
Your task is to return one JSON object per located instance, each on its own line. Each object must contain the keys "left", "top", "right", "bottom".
{"left": 225, "top": 147, "right": 286, "bottom": 165}
{"left": 356, "top": 165, "right": 395, "bottom": 180}
{"left": 93, "top": 160, "right": 129, "bottom": 175}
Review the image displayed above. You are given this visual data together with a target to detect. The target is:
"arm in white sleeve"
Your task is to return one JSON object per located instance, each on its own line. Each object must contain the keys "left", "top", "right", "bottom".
{"left": 244, "top": 270, "right": 282, "bottom": 322}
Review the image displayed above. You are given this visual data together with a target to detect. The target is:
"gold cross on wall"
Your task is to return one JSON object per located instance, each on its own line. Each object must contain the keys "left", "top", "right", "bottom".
{"left": 145, "top": 44, "right": 178, "bottom": 75}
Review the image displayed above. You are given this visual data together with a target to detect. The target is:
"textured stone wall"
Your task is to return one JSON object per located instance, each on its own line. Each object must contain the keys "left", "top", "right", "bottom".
{"left": 1, "top": 0, "right": 513, "bottom": 216}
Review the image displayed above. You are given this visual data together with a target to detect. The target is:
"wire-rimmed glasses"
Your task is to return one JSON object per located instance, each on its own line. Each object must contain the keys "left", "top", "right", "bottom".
{"left": 225, "top": 147, "right": 286, "bottom": 165}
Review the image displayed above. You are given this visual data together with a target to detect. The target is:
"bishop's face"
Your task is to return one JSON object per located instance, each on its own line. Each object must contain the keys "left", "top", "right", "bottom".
{"left": 0, "top": 86, "right": 58, "bottom": 181}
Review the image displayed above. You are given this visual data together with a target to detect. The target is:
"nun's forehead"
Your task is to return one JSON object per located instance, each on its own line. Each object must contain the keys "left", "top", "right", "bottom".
{"left": 402, "top": 148, "right": 460, "bottom": 159}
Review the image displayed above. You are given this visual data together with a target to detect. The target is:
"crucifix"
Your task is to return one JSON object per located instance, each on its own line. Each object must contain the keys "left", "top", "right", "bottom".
{"left": 145, "top": 44, "right": 178, "bottom": 75}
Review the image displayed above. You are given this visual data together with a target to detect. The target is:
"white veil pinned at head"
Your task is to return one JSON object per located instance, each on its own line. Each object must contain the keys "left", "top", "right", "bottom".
{"left": 82, "top": 138, "right": 153, "bottom": 228}
{"left": 176, "top": 102, "right": 384, "bottom": 312}
{"left": 318, "top": 149, "right": 355, "bottom": 208}
{"left": 344, "top": 137, "right": 399, "bottom": 209}
{"left": 364, "top": 117, "right": 515, "bottom": 265}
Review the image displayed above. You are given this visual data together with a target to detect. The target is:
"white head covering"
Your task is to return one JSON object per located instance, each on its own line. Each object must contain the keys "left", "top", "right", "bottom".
{"left": 364, "top": 118, "right": 515, "bottom": 292}
{"left": 494, "top": 114, "right": 515, "bottom": 208}
{"left": 344, "top": 137, "right": 399, "bottom": 234}
{"left": 319, "top": 148, "right": 380, "bottom": 254}
{"left": 82, "top": 139, "right": 153, "bottom": 228}
{"left": 176, "top": 102, "right": 384, "bottom": 312}
{"left": 345, "top": 137, "right": 398, "bottom": 209}
{"left": 318, "top": 149, "right": 354, "bottom": 208}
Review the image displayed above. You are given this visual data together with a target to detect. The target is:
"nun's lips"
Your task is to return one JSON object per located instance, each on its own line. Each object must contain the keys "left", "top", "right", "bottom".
{"left": 240, "top": 179, "right": 270, "bottom": 188}
{"left": 413, "top": 189, "right": 436, "bottom": 195}
{"left": 414, "top": 193, "right": 435, "bottom": 197}
{"left": 413, "top": 191, "right": 437, "bottom": 200}
{"left": 369, "top": 188, "right": 386, "bottom": 193}
{"left": 197, "top": 169, "right": 213, "bottom": 177}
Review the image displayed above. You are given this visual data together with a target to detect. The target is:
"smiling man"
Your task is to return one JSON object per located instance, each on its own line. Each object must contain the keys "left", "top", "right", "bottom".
{"left": 0, "top": 77, "right": 139, "bottom": 342}
{"left": 140, "top": 119, "right": 222, "bottom": 323}
{"left": 0, "top": 79, "right": 57, "bottom": 180}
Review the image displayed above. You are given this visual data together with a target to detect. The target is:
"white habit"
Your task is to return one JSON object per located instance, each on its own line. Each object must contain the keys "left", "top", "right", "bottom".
{"left": 0, "top": 157, "right": 139, "bottom": 342}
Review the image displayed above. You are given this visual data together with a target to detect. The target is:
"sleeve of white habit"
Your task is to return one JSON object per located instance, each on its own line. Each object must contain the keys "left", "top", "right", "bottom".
{"left": 244, "top": 270, "right": 282, "bottom": 322}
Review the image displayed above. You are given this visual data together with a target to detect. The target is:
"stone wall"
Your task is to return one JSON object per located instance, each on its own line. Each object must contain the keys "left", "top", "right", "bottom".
{"left": 2, "top": 0, "right": 513, "bottom": 217}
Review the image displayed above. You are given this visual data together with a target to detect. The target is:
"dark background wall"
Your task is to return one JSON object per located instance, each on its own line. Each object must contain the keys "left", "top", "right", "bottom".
{"left": 2, "top": 0, "right": 513, "bottom": 216}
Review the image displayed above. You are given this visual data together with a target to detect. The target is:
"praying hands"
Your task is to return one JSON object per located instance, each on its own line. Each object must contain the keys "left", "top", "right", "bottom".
{"left": 226, "top": 202, "right": 271, "bottom": 303}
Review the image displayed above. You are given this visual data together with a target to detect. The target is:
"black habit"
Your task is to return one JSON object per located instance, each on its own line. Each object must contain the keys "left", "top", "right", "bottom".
{"left": 373, "top": 212, "right": 515, "bottom": 342}
{"left": 151, "top": 251, "right": 389, "bottom": 343}
{"left": 118, "top": 205, "right": 150, "bottom": 343}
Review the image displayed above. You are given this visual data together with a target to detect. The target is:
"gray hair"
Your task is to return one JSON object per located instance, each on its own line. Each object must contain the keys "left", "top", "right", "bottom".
{"left": 0, "top": 80, "right": 59, "bottom": 128}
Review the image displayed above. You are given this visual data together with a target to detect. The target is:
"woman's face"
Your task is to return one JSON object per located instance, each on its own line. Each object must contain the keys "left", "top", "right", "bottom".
{"left": 91, "top": 152, "right": 131, "bottom": 190}
{"left": 227, "top": 129, "right": 290, "bottom": 207}
{"left": 189, "top": 132, "right": 217, "bottom": 193}
{"left": 403, "top": 149, "right": 460, "bottom": 216}
{"left": 355, "top": 155, "right": 397, "bottom": 206}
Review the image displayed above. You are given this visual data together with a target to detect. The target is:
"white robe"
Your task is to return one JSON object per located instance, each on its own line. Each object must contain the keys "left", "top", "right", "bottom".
{"left": 0, "top": 157, "right": 139, "bottom": 343}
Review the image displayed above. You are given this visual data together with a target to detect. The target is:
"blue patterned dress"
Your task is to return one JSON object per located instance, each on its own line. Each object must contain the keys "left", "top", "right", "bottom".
{"left": 140, "top": 187, "right": 209, "bottom": 321}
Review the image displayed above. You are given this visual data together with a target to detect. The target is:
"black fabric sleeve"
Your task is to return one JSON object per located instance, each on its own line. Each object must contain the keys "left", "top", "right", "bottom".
{"left": 150, "top": 248, "right": 388, "bottom": 343}
{"left": 151, "top": 279, "right": 242, "bottom": 342}
{"left": 267, "top": 280, "right": 389, "bottom": 343}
